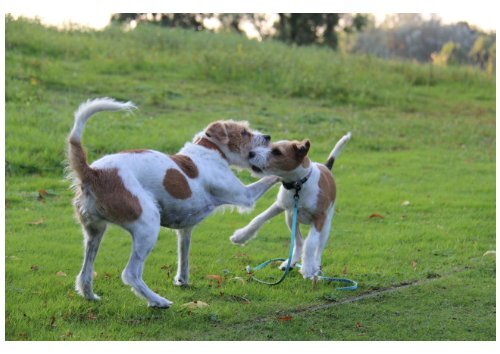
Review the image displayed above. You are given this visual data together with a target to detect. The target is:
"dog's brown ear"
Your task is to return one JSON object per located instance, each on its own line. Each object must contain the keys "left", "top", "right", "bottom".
{"left": 294, "top": 139, "right": 310, "bottom": 158}
{"left": 205, "top": 122, "right": 229, "bottom": 144}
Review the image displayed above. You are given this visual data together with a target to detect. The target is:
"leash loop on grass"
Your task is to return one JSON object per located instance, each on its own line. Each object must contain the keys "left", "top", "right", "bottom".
{"left": 246, "top": 191, "right": 357, "bottom": 290}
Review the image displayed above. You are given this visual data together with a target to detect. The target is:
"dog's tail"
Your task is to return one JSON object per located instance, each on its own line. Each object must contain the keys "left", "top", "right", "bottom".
{"left": 67, "top": 98, "right": 136, "bottom": 180}
{"left": 325, "top": 132, "right": 351, "bottom": 170}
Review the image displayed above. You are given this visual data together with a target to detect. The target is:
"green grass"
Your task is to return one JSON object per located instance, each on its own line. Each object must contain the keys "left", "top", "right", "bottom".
{"left": 5, "top": 17, "right": 496, "bottom": 340}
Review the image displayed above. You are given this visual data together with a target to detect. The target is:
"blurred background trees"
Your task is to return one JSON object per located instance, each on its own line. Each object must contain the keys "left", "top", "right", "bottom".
{"left": 111, "top": 13, "right": 496, "bottom": 73}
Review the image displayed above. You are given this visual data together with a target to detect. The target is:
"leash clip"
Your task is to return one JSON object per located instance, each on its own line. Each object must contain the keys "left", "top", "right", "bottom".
{"left": 293, "top": 182, "right": 302, "bottom": 200}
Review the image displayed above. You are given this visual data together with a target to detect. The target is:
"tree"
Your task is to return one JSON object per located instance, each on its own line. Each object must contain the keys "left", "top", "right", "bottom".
{"left": 110, "top": 13, "right": 368, "bottom": 50}
{"left": 431, "top": 41, "right": 463, "bottom": 66}
{"left": 469, "top": 35, "right": 494, "bottom": 69}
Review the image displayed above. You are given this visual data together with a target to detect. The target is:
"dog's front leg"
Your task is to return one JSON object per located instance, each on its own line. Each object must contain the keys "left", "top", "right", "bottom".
{"left": 216, "top": 175, "right": 279, "bottom": 208}
{"left": 174, "top": 227, "right": 193, "bottom": 286}
{"left": 230, "top": 202, "right": 284, "bottom": 245}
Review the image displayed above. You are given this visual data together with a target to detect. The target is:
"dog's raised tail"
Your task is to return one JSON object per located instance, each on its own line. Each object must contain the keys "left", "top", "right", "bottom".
{"left": 67, "top": 98, "right": 136, "bottom": 180}
{"left": 325, "top": 132, "right": 351, "bottom": 170}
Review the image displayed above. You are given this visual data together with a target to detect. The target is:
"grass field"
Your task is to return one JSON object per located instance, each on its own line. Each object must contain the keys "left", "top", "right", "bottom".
{"left": 4, "top": 17, "right": 496, "bottom": 340}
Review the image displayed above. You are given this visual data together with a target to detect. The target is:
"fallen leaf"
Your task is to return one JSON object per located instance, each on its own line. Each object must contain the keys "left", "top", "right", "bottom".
{"left": 229, "top": 295, "right": 250, "bottom": 304}
{"left": 401, "top": 200, "right": 411, "bottom": 206}
{"left": 38, "top": 189, "right": 49, "bottom": 201}
{"left": 86, "top": 312, "right": 97, "bottom": 320}
{"left": 104, "top": 272, "right": 111, "bottom": 280}
{"left": 50, "top": 315, "right": 56, "bottom": 328}
{"left": 56, "top": 271, "right": 67, "bottom": 277}
{"left": 6, "top": 255, "right": 21, "bottom": 261}
{"left": 206, "top": 275, "right": 223, "bottom": 287}
{"left": 483, "top": 250, "right": 496, "bottom": 257}
{"left": 277, "top": 315, "right": 293, "bottom": 322}
{"left": 411, "top": 260, "right": 417, "bottom": 270}
{"left": 342, "top": 265, "right": 349, "bottom": 275}
{"left": 368, "top": 213, "right": 384, "bottom": 219}
{"left": 355, "top": 321, "right": 363, "bottom": 328}
{"left": 181, "top": 301, "right": 209, "bottom": 310}
{"left": 230, "top": 276, "right": 246, "bottom": 285}
{"left": 27, "top": 218, "right": 45, "bottom": 225}
{"left": 31, "top": 265, "right": 39, "bottom": 272}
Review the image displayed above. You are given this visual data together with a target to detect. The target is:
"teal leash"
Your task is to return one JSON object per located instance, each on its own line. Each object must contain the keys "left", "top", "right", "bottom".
{"left": 246, "top": 190, "right": 357, "bottom": 291}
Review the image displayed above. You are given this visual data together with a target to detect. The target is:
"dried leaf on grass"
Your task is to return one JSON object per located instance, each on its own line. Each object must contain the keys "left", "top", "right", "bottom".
{"left": 342, "top": 266, "right": 349, "bottom": 275}
{"left": 277, "top": 315, "right": 293, "bottom": 322}
{"left": 56, "top": 271, "right": 67, "bottom": 277}
{"left": 27, "top": 218, "right": 45, "bottom": 225}
{"left": 37, "top": 189, "right": 48, "bottom": 201}
{"left": 411, "top": 260, "right": 417, "bottom": 270}
{"left": 230, "top": 276, "right": 246, "bottom": 285}
{"left": 6, "top": 255, "right": 21, "bottom": 261}
{"left": 368, "top": 213, "right": 384, "bottom": 219}
{"left": 206, "top": 275, "right": 223, "bottom": 287}
{"left": 180, "top": 301, "right": 209, "bottom": 310}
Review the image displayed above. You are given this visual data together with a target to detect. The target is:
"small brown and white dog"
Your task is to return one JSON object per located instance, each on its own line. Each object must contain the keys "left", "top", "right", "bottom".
{"left": 230, "top": 133, "right": 351, "bottom": 279}
{"left": 67, "top": 98, "right": 278, "bottom": 308}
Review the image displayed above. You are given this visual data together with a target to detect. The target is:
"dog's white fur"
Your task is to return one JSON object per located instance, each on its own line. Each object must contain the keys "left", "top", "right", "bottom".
{"left": 230, "top": 133, "right": 351, "bottom": 279}
{"left": 68, "top": 98, "right": 278, "bottom": 308}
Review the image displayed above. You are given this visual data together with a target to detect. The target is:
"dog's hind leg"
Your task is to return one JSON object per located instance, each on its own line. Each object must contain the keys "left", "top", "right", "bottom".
{"left": 174, "top": 227, "right": 193, "bottom": 286}
{"left": 75, "top": 220, "right": 107, "bottom": 301}
{"left": 279, "top": 210, "right": 304, "bottom": 270}
{"left": 122, "top": 209, "right": 172, "bottom": 308}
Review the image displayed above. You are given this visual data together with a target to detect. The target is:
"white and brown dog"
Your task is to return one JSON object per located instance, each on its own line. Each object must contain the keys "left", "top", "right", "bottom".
{"left": 230, "top": 133, "right": 351, "bottom": 279}
{"left": 67, "top": 98, "right": 278, "bottom": 308}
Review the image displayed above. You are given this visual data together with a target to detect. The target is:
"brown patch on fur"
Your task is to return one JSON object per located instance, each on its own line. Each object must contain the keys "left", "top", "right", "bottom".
{"left": 268, "top": 140, "right": 310, "bottom": 171}
{"left": 170, "top": 154, "right": 199, "bottom": 178}
{"left": 83, "top": 168, "right": 143, "bottom": 223}
{"left": 312, "top": 165, "right": 336, "bottom": 231}
{"left": 194, "top": 137, "right": 227, "bottom": 160}
{"left": 68, "top": 140, "right": 89, "bottom": 180}
{"left": 205, "top": 122, "right": 230, "bottom": 144}
{"left": 68, "top": 139, "right": 142, "bottom": 223}
{"left": 302, "top": 157, "right": 311, "bottom": 168}
{"left": 224, "top": 121, "right": 253, "bottom": 153}
{"left": 163, "top": 169, "right": 192, "bottom": 199}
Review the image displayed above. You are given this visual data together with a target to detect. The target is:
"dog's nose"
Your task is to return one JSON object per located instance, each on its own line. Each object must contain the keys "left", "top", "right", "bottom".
{"left": 263, "top": 135, "right": 271, "bottom": 142}
{"left": 249, "top": 151, "right": 256, "bottom": 159}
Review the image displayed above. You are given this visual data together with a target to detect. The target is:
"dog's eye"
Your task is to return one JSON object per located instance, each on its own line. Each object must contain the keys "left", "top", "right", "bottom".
{"left": 241, "top": 129, "right": 249, "bottom": 137}
{"left": 271, "top": 148, "right": 282, "bottom": 156}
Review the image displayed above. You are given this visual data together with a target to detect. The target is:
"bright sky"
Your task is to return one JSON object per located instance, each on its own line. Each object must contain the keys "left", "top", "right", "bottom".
{"left": 4, "top": 0, "right": 498, "bottom": 32}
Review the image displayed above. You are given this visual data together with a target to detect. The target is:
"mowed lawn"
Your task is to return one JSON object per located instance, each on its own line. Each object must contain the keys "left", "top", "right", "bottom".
{"left": 5, "top": 18, "right": 496, "bottom": 340}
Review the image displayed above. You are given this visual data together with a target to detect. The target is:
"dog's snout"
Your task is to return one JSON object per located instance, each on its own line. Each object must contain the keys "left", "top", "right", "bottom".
{"left": 263, "top": 135, "right": 271, "bottom": 142}
{"left": 249, "top": 151, "right": 256, "bottom": 159}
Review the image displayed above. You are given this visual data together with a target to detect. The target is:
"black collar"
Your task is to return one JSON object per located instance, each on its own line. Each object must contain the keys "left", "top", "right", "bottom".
{"left": 281, "top": 170, "right": 312, "bottom": 192}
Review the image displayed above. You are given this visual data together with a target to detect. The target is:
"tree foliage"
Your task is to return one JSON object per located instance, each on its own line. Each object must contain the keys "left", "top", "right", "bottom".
{"left": 111, "top": 13, "right": 368, "bottom": 49}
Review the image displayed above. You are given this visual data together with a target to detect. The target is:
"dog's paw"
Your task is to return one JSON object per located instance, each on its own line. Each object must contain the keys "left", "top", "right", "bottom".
{"left": 173, "top": 275, "right": 189, "bottom": 287}
{"left": 87, "top": 293, "right": 101, "bottom": 301}
{"left": 230, "top": 228, "right": 253, "bottom": 245}
{"left": 148, "top": 297, "right": 173, "bottom": 309}
{"left": 279, "top": 259, "right": 296, "bottom": 271}
{"left": 300, "top": 265, "right": 321, "bottom": 279}
{"left": 299, "top": 263, "right": 319, "bottom": 279}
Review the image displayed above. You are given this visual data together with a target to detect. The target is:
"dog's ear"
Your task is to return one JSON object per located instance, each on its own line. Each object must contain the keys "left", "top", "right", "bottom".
{"left": 205, "top": 122, "right": 229, "bottom": 144}
{"left": 294, "top": 139, "right": 310, "bottom": 158}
